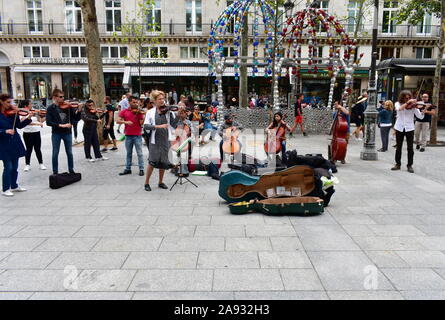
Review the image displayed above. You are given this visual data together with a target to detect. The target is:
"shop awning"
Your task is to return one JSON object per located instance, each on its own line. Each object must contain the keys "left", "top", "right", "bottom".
{"left": 12, "top": 65, "right": 125, "bottom": 73}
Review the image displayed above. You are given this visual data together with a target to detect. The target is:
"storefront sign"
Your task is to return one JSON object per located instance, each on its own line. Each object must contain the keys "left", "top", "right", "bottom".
{"left": 25, "top": 58, "right": 125, "bottom": 65}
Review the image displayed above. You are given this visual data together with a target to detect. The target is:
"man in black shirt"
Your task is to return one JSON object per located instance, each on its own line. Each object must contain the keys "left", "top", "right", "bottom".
{"left": 102, "top": 96, "right": 118, "bottom": 152}
{"left": 291, "top": 94, "right": 307, "bottom": 136}
{"left": 415, "top": 93, "right": 437, "bottom": 152}
{"left": 45, "top": 89, "right": 81, "bottom": 174}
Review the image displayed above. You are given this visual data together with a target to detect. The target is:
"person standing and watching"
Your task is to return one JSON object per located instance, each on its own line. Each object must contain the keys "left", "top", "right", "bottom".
{"left": 392, "top": 90, "right": 424, "bottom": 173}
{"left": 117, "top": 96, "right": 145, "bottom": 176}
{"left": 20, "top": 99, "right": 47, "bottom": 172}
{"left": 415, "top": 93, "right": 437, "bottom": 152}
{"left": 46, "top": 89, "right": 81, "bottom": 175}
{"left": 117, "top": 92, "right": 131, "bottom": 134}
{"left": 0, "top": 94, "right": 33, "bottom": 197}
{"left": 291, "top": 94, "right": 307, "bottom": 136}
{"left": 377, "top": 100, "right": 394, "bottom": 152}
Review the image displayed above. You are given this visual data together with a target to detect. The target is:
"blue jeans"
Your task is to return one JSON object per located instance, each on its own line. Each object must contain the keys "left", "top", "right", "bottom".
{"left": 2, "top": 158, "right": 19, "bottom": 192}
{"left": 52, "top": 132, "right": 74, "bottom": 174}
{"left": 125, "top": 135, "right": 144, "bottom": 171}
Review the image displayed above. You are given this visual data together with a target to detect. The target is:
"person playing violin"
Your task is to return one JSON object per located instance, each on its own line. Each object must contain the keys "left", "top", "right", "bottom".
{"left": 143, "top": 90, "right": 178, "bottom": 192}
{"left": 266, "top": 112, "right": 292, "bottom": 162}
{"left": 81, "top": 100, "right": 108, "bottom": 163}
{"left": 45, "top": 89, "right": 82, "bottom": 175}
{"left": 218, "top": 113, "right": 243, "bottom": 162}
{"left": 415, "top": 93, "right": 436, "bottom": 152}
{"left": 117, "top": 96, "right": 146, "bottom": 176}
{"left": 19, "top": 99, "right": 47, "bottom": 172}
{"left": 102, "top": 96, "right": 118, "bottom": 152}
{"left": 0, "top": 94, "right": 33, "bottom": 197}
{"left": 392, "top": 90, "right": 424, "bottom": 173}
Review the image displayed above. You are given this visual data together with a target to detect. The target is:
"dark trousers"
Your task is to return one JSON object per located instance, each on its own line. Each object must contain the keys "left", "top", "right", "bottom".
{"left": 23, "top": 132, "right": 43, "bottom": 165}
{"left": 52, "top": 132, "right": 74, "bottom": 174}
{"left": 2, "top": 158, "right": 19, "bottom": 192}
{"left": 83, "top": 127, "right": 101, "bottom": 159}
{"left": 72, "top": 120, "right": 79, "bottom": 139}
{"left": 380, "top": 126, "right": 391, "bottom": 151}
{"left": 395, "top": 129, "right": 414, "bottom": 167}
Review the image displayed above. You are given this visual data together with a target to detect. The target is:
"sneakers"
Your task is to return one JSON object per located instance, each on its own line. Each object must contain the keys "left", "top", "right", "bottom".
{"left": 158, "top": 183, "right": 168, "bottom": 190}
{"left": 101, "top": 148, "right": 108, "bottom": 153}
{"left": 88, "top": 158, "right": 96, "bottom": 163}
{"left": 144, "top": 184, "right": 152, "bottom": 192}
{"left": 416, "top": 145, "right": 420, "bottom": 150}
{"left": 24, "top": 165, "right": 31, "bottom": 172}
{"left": 420, "top": 148, "right": 425, "bottom": 152}
{"left": 110, "top": 147, "right": 118, "bottom": 151}
{"left": 2, "top": 190, "right": 14, "bottom": 197}
{"left": 11, "top": 187, "right": 27, "bottom": 192}
{"left": 407, "top": 166, "right": 415, "bottom": 173}
{"left": 391, "top": 165, "right": 401, "bottom": 171}
{"left": 139, "top": 170, "right": 145, "bottom": 176}
{"left": 377, "top": 148, "right": 386, "bottom": 152}
{"left": 99, "top": 157, "right": 109, "bottom": 161}
{"left": 39, "top": 164, "right": 47, "bottom": 170}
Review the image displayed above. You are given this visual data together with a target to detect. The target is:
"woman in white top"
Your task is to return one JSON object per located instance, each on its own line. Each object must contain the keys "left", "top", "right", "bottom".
{"left": 392, "top": 90, "right": 424, "bottom": 173}
{"left": 20, "top": 100, "right": 46, "bottom": 171}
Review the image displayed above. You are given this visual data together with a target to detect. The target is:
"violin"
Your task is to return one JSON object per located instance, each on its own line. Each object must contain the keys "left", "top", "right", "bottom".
{"left": 4, "top": 107, "right": 36, "bottom": 117}
{"left": 59, "top": 102, "right": 81, "bottom": 110}
{"left": 222, "top": 126, "right": 241, "bottom": 155}
{"left": 131, "top": 108, "right": 146, "bottom": 115}
{"left": 264, "top": 115, "right": 288, "bottom": 154}
{"left": 328, "top": 106, "right": 349, "bottom": 162}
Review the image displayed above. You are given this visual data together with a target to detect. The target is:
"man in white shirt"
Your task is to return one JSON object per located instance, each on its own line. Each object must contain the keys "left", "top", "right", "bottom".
{"left": 392, "top": 90, "right": 424, "bottom": 173}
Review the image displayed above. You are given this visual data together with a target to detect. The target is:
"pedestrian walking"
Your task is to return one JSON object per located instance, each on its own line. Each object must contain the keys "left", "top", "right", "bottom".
{"left": 377, "top": 100, "right": 394, "bottom": 152}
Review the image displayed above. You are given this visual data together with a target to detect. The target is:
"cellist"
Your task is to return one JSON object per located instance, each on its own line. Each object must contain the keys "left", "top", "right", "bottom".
{"left": 218, "top": 113, "right": 243, "bottom": 162}
{"left": 330, "top": 101, "right": 350, "bottom": 164}
{"left": 266, "top": 112, "right": 292, "bottom": 162}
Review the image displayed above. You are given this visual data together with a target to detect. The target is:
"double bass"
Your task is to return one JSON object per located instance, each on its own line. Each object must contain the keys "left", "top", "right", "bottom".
{"left": 222, "top": 127, "right": 241, "bottom": 155}
{"left": 264, "top": 114, "right": 288, "bottom": 154}
{"left": 328, "top": 105, "right": 349, "bottom": 162}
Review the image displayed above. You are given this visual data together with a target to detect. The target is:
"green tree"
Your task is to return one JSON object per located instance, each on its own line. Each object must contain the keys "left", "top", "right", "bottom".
{"left": 397, "top": 0, "right": 445, "bottom": 144}
{"left": 114, "top": 0, "right": 165, "bottom": 95}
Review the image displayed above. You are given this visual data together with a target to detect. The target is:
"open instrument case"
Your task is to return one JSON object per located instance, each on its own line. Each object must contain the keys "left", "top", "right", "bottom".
{"left": 219, "top": 165, "right": 324, "bottom": 216}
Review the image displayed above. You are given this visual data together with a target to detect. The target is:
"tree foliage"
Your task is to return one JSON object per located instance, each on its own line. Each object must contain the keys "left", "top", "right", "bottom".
{"left": 396, "top": 0, "right": 442, "bottom": 24}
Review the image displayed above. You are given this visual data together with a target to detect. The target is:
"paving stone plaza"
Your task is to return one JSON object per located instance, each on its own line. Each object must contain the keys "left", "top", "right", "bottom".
{"left": 1, "top": 125, "right": 445, "bottom": 300}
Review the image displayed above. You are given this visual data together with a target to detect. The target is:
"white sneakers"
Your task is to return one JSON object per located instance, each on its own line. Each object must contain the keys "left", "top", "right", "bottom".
{"left": 88, "top": 157, "right": 109, "bottom": 162}
{"left": 2, "top": 187, "right": 27, "bottom": 197}
{"left": 99, "top": 157, "right": 109, "bottom": 161}
{"left": 88, "top": 158, "right": 96, "bottom": 163}
{"left": 2, "top": 190, "right": 14, "bottom": 197}
{"left": 24, "top": 164, "right": 47, "bottom": 171}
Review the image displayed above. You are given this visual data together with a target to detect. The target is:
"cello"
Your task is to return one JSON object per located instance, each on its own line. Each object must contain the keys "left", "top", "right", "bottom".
{"left": 328, "top": 103, "right": 349, "bottom": 163}
{"left": 264, "top": 114, "right": 288, "bottom": 154}
{"left": 171, "top": 111, "right": 191, "bottom": 153}
{"left": 222, "top": 126, "right": 241, "bottom": 155}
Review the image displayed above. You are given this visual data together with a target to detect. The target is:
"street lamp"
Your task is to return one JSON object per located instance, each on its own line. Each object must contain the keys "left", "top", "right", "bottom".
{"left": 360, "top": 0, "right": 379, "bottom": 161}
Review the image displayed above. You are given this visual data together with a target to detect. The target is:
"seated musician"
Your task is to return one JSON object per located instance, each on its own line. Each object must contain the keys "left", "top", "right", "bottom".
{"left": 217, "top": 113, "right": 243, "bottom": 161}
{"left": 266, "top": 112, "right": 292, "bottom": 162}
{"left": 172, "top": 107, "right": 193, "bottom": 160}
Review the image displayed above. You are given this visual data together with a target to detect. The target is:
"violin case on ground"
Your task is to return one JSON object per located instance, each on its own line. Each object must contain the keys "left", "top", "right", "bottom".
{"left": 219, "top": 165, "right": 324, "bottom": 215}
{"left": 49, "top": 172, "right": 82, "bottom": 189}
{"left": 229, "top": 197, "right": 324, "bottom": 216}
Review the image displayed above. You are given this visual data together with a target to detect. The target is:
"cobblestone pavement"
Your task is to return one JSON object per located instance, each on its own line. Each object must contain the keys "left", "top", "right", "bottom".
{"left": 1, "top": 123, "right": 445, "bottom": 300}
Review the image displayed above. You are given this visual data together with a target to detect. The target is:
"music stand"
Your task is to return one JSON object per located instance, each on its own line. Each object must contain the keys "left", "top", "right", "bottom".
{"left": 170, "top": 137, "right": 198, "bottom": 191}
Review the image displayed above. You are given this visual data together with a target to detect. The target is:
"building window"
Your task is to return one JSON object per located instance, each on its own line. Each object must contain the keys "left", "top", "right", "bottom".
{"left": 105, "top": 0, "right": 121, "bottom": 32}
{"left": 65, "top": 0, "right": 82, "bottom": 33}
{"left": 141, "top": 46, "right": 168, "bottom": 59}
{"left": 27, "top": 0, "right": 43, "bottom": 33}
{"left": 23, "top": 46, "right": 50, "bottom": 58}
{"left": 416, "top": 47, "right": 433, "bottom": 59}
{"left": 314, "top": 1, "right": 329, "bottom": 32}
{"left": 379, "top": 47, "right": 401, "bottom": 60}
{"left": 101, "top": 46, "right": 128, "bottom": 59}
{"left": 0, "top": 12, "right": 3, "bottom": 33}
{"left": 147, "top": 0, "right": 161, "bottom": 32}
{"left": 347, "top": 0, "right": 364, "bottom": 33}
{"left": 62, "top": 46, "right": 86, "bottom": 58}
{"left": 382, "top": 0, "right": 398, "bottom": 34}
{"left": 186, "top": 0, "right": 202, "bottom": 33}
{"left": 180, "top": 46, "right": 206, "bottom": 59}
{"left": 417, "top": 13, "right": 432, "bottom": 35}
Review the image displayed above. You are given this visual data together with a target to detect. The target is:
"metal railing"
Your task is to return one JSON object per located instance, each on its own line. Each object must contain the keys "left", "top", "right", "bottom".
{"left": 0, "top": 22, "right": 441, "bottom": 39}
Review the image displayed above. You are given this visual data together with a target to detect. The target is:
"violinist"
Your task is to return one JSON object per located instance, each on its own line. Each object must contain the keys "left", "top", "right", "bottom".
{"left": 117, "top": 96, "right": 146, "bottom": 176}
{"left": 46, "top": 89, "right": 81, "bottom": 175}
{"left": 392, "top": 90, "right": 424, "bottom": 173}
{"left": 81, "top": 100, "right": 108, "bottom": 162}
{"left": 266, "top": 112, "right": 292, "bottom": 162}
{"left": 102, "top": 96, "right": 118, "bottom": 152}
{"left": 143, "top": 90, "right": 177, "bottom": 192}
{"left": 415, "top": 93, "right": 436, "bottom": 152}
{"left": 20, "top": 100, "right": 47, "bottom": 172}
{"left": 218, "top": 113, "right": 243, "bottom": 162}
{"left": 0, "top": 94, "right": 32, "bottom": 197}
{"left": 189, "top": 105, "right": 204, "bottom": 145}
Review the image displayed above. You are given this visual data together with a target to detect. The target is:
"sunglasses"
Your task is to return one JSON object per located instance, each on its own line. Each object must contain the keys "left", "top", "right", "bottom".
{"left": 56, "top": 96, "right": 64, "bottom": 98}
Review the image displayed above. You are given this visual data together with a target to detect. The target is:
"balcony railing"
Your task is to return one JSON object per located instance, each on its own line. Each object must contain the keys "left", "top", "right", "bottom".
{"left": 0, "top": 22, "right": 441, "bottom": 39}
